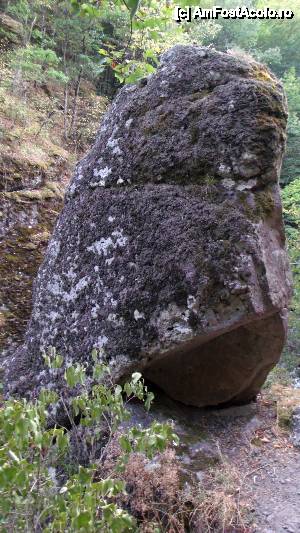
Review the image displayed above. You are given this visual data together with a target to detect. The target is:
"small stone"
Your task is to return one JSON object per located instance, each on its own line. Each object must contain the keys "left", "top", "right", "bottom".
{"left": 195, "top": 471, "right": 205, "bottom": 482}
{"left": 291, "top": 407, "right": 300, "bottom": 449}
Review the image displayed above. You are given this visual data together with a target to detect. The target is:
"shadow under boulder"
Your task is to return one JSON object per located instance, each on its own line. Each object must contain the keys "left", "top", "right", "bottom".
{"left": 144, "top": 312, "right": 286, "bottom": 406}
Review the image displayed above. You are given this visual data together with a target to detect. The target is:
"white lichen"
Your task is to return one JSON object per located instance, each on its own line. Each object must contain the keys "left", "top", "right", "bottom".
{"left": 134, "top": 309, "right": 145, "bottom": 321}
{"left": 88, "top": 229, "right": 127, "bottom": 257}
{"left": 108, "top": 313, "right": 124, "bottom": 326}
{"left": 95, "top": 335, "right": 108, "bottom": 349}
{"left": 219, "top": 164, "right": 232, "bottom": 177}
{"left": 236, "top": 178, "right": 257, "bottom": 191}
{"left": 91, "top": 304, "right": 100, "bottom": 319}
{"left": 65, "top": 276, "right": 89, "bottom": 302}
{"left": 221, "top": 178, "right": 235, "bottom": 189}
{"left": 125, "top": 118, "right": 133, "bottom": 129}
{"left": 93, "top": 166, "right": 112, "bottom": 183}
{"left": 107, "top": 137, "right": 122, "bottom": 155}
{"left": 48, "top": 275, "right": 63, "bottom": 296}
{"left": 48, "top": 240, "right": 60, "bottom": 261}
{"left": 187, "top": 295, "right": 197, "bottom": 311}
{"left": 104, "top": 290, "right": 118, "bottom": 308}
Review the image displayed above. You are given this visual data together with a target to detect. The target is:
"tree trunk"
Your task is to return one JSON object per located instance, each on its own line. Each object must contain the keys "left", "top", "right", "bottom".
{"left": 68, "top": 67, "right": 83, "bottom": 138}
{"left": 63, "top": 84, "right": 69, "bottom": 141}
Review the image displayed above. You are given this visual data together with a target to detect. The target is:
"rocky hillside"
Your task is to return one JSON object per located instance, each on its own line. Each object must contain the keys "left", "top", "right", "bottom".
{"left": 0, "top": 40, "right": 107, "bottom": 356}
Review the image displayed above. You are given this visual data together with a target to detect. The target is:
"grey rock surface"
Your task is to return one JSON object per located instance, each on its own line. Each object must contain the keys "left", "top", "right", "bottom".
{"left": 291, "top": 407, "right": 300, "bottom": 449}
{"left": 4, "top": 45, "right": 292, "bottom": 407}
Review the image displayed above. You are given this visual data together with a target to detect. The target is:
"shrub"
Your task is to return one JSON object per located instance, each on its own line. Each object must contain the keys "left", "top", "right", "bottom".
{"left": 0, "top": 348, "right": 178, "bottom": 532}
{"left": 10, "top": 45, "right": 68, "bottom": 90}
{"left": 281, "top": 177, "right": 300, "bottom": 378}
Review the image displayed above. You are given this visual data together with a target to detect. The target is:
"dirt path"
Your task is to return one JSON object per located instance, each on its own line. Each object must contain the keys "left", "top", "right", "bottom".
{"left": 247, "top": 446, "right": 300, "bottom": 533}
{"left": 200, "top": 398, "right": 300, "bottom": 533}
{"left": 130, "top": 388, "right": 300, "bottom": 532}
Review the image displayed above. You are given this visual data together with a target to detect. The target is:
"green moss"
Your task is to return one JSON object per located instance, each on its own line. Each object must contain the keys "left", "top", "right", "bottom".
{"left": 237, "top": 191, "right": 257, "bottom": 222}
{"left": 277, "top": 405, "right": 293, "bottom": 429}
{"left": 190, "top": 125, "right": 199, "bottom": 144}
{"left": 143, "top": 114, "right": 173, "bottom": 136}
{"left": 250, "top": 65, "right": 275, "bottom": 86}
{"left": 255, "top": 190, "right": 275, "bottom": 218}
{"left": 263, "top": 366, "right": 292, "bottom": 389}
{"left": 189, "top": 89, "right": 211, "bottom": 101}
{"left": 3, "top": 181, "right": 64, "bottom": 203}
{"left": 142, "top": 123, "right": 159, "bottom": 135}
{"left": 0, "top": 28, "right": 20, "bottom": 45}
{"left": 238, "top": 188, "right": 275, "bottom": 222}
{"left": 0, "top": 195, "right": 63, "bottom": 352}
{"left": 4, "top": 253, "right": 20, "bottom": 262}
{"left": 264, "top": 385, "right": 300, "bottom": 431}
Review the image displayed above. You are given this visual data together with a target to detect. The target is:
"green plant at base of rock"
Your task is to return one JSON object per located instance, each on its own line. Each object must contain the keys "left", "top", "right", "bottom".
{"left": 265, "top": 384, "right": 300, "bottom": 430}
{"left": 263, "top": 365, "right": 292, "bottom": 389}
{"left": 0, "top": 348, "right": 178, "bottom": 532}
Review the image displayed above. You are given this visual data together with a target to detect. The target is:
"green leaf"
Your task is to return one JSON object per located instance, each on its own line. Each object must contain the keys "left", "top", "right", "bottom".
{"left": 0, "top": 465, "right": 18, "bottom": 483}
{"left": 65, "top": 364, "right": 86, "bottom": 388}
{"left": 124, "top": 382, "right": 132, "bottom": 397}
{"left": 145, "top": 392, "right": 155, "bottom": 411}
{"left": 125, "top": 0, "right": 141, "bottom": 19}
{"left": 119, "top": 435, "right": 132, "bottom": 453}
{"left": 39, "top": 389, "right": 59, "bottom": 406}
{"left": 93, "top": 363, "right": 107, "bottom": 381}
{"left": 143, "top": 49, "right": 159, "bottom": 64}
{"left": 99, "top": 48, "right": 109, "bottom": 56}
{"left": 56, "top": 431, "right": 69, "bottom": 453}
{"left": 72, "top": 510, "right": 92, "bottom": 528}
{"left": 8, "top": 450, "right": 20, "bottom": 463}
{"left": 53, "top": 353, "right": 64, "bottom": 368}
{"left": 78, "top": 466, "right": 93, "bottom": 484}
{"left": 91, "top": 348, "right": 98, "bottom": 361}
{"left": 114, "top": 384, "right": 122, "bottom": 397}
{"left": 131, "top": 372, "right": 142, "bottom": 384}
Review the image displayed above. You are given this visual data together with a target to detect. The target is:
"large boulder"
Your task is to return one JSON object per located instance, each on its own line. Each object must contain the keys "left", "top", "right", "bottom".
{"left": 4, "top": 46, "right": 292, "bottom": 407}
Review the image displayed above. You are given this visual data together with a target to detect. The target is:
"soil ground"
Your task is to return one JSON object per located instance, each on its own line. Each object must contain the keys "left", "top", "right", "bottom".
{"left": 208, "top": 398, "right": 300, "bottom": 533}
{"left": 129, "top": 388, "right": 300, "bottom": 532}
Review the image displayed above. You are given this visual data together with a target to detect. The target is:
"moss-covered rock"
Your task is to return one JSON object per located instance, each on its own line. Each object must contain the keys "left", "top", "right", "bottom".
{"left": 0, "top": 189, "right": 63, "bottom": 354}
{"left": 0, "top": 57, "right": 108, "bottom": 355}
{"left": 0, "top": 12, "right": 23, "bottom": 48}
{"left": 4, "top": 46, "right": 292, "bottom": 411}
